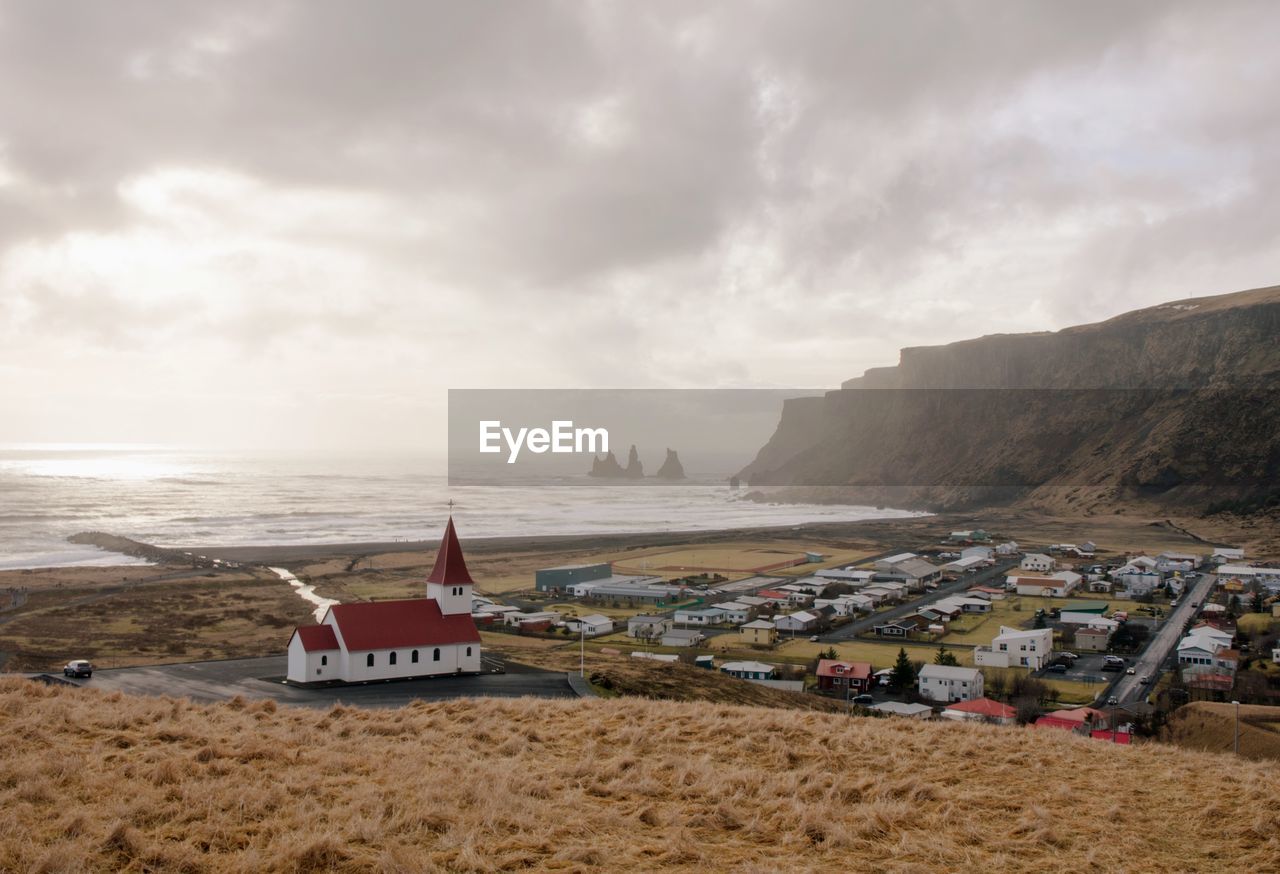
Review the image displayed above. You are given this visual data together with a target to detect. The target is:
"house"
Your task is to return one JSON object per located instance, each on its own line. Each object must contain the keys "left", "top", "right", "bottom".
{"left": 660, "top": 629, "right": 705, "bottom": 648}
{"left": 1088, "top": 579, "right": 1113, "bottom": 594}
{"left": 1157, "top": 552, "right": 1198, "bottom": 573}
{"left": 967, "top": 585, "right": 1007, "bottom": 600}
{"left": 774, "top": 610, "right": 819, "bottom": 633}
{"left": 674, "top": 607, "right": 727, "bottom": 626}
{"left": 961, "top": 545, "right": 995, "bottom": 561}
{"left": 1020, "top": 553, "right": 1055, "bottom": 573}
{"left": 1058, "top": 612, "right": 1119, "bottom": 631}
{"left": 716, "top": 602, "right": 755, "bottom": 624}
{"left": 973, "top": 626, "right": 1053, "bottom": 670}
{"left": 942, "top": 556, "right": 988, "bottom": 573}
{"left": 1011, "top": 571, "right": 1081, "bottom": 597}
{"left": 936, "top": 595, "right": 992, "bottom": 614}
{"left": 1114, "top": 570, "right": 1161, "bottom": 597}
{"left": 870, "top": 701, "right": 933, "bottom": 719}
{"left": 874, "top": 552, "right": 919, "bottom": 571}
{"left": 918, "top": 664, "right": 984, "bottom": 703}
{"left": 503, "top": 610, "right": 560, "bottom": 627}
{"left": 739, "top": 619, "right": 778, "bottom": 647}
{"left": 941, "top": 697, "right": 1016, "bottom": 725}
{"left": 286, "top": 518, "right": 481, "bottom": 684}
{"left": 917, "top": 603, "right": 962, "bottom": 624}
{"left": 948, "top": 529, "right": 990, "bottom": 543}
{"left": 1074, "top": 627, "right": 1110, "bottom": 652}
{"left": 757, "top": 589, "right": 792, "bottom": 603}
{"left": 1210, "top": 547, "right": 1245, "bottom": 564}
{"left": 995, "top": 541, "right": 1020, "bottom": 556}
{"left": 720, "top": 661, "right": 776, "bottom": 681}
{"left": 815, "top": 659, "right": 874, "bottom": 694}
{"left": 564, "top": 614, "right": 614, "bottom": 637}
{"left": 878, "top": 557, "right": 943, "bottom": 588}
{"left": 627, "top": 614, "right": 672, "bottom": 639}
{"left": 1217, "top": 565, "right": 1280, "bottom": 592}
{"left": 1035, "top": 707, "right": 1108, "bottom": 734}
{"left": 874, "top": 617, "right": 924, "bottom": 638}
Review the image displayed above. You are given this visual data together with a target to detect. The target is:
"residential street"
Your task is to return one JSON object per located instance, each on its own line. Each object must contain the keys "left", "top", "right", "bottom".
{"left": 1109, "top": 572, "right": 1217, "bottom": 704}
{"left": 821, "top": 558, "right": 1020, "bottom": 642}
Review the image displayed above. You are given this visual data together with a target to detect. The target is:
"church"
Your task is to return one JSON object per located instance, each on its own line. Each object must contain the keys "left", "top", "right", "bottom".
{"left": 286, "top": 517, "right": 482, "bottom": 684}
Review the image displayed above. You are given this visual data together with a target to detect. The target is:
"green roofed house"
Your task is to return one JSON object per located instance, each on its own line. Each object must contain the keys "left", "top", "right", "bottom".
{"left": 1067, "top": 600, "right": 1110, "bottom": 614}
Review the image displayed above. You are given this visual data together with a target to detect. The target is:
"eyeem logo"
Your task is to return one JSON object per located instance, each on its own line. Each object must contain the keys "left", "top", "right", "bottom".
{"left": 479, "top": 420, "right": 609, "bottom": 464}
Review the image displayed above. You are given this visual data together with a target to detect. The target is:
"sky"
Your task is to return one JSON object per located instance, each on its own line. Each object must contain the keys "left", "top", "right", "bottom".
{"left": 1, "top": 1, "right": 1279, "bottom": 451}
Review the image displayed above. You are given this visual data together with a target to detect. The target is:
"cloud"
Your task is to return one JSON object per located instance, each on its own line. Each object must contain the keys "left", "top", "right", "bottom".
{"left": 1, "top": 0, "right": 1278, "bottom": 448}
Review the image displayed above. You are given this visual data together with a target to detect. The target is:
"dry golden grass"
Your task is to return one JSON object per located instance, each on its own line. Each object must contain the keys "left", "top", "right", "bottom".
{"left": 2, "top": 680, "right": 1278, "bottom": 872}
{"left": 1163, "top": 701, "right": 1280, "bottom": 762}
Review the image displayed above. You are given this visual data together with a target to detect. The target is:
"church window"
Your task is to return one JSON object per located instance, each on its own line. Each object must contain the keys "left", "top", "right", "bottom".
{"left": 321, "top": 655, "right": 327, "bottom": 666}
{"left": 389, "top": 652, "right": 397, "bottom": 665}
{"left": 433, "top": 648, "right": 441, "bottom": 661}
{"left": 367, "top": 653, "right": 375, "bottom": 667}
{"left": 412, "top": 650, "right": 419, "bottom": 663}
{"left": 466, "top": 647, "right": 472, "bottom": 657}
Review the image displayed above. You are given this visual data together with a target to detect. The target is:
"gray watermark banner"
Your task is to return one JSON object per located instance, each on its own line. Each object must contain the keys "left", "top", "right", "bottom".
{"left": 447, "top": 387, "right": 1278, "bottom": 489}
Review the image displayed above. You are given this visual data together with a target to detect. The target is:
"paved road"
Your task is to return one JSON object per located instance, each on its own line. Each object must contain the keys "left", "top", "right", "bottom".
{"left": 1109, "top": 573, "right": 1216, "bottom": 704}
{"left": 821, "top": 558, "right": 1021, "bottom": 642}
{"left": 43, "top": 656, "right": 577, "bottom": 708}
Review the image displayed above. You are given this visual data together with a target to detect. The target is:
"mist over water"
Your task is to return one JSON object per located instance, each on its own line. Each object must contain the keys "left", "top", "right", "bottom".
{"left": 0, "top": 447, "right": 921, "bottom": 569}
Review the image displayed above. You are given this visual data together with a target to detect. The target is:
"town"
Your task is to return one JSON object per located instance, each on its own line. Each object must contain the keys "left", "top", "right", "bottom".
{"left": 464, "top": 530, "right": 1279, "bottom": 740}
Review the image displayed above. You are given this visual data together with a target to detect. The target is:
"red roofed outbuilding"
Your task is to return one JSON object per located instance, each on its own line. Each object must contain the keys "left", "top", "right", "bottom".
{"left": 941, "top": 697, "right": 1017, "bottom": 725}
{"left": 287, "top": 518, "right": 482, "bottom": 684}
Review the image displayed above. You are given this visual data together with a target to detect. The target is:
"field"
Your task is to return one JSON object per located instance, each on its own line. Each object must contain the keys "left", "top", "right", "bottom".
{"left": 612, "top": 544, "right": 813, "bottom": 575}
{"left": 3, "top": 680, "right": 1279, "bottom": 872}
{"left": 1236, "top": 613, "right": 1279, "bottom": 635}
{"left": 0, "top": 568, "right": 313, "bottom": 671}
{"left": 1163, "top": 701, "right": 1280, "bottom": 762}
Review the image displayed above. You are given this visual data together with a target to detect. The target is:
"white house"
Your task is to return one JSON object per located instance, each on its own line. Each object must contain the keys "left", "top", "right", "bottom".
{"left": 816, "top": 568, "right": 876, "bottom": 584}
{"left": 874, "top": 552, "right": 919, "bottom": 571}
{"left": 564, "top": 614, "right": 614, "bottom": 637}
{"left": 627, "top": 614, "right": 672, "bottom": 639}
{"left": 1114, "top": 570, "right": 1161, "bottom": 597}
{"left": 1210, "top": 548, "right": 1245, "bottom": 564}
{"left": 942, "top": 556, "right": 988, "bottom": 574}
{"left": 941, "top": 697, "right": 1016, "bottom": 725}
{"left": 774, "top": 610, "right": 820, "bottom": 632}
{"left": 661, "top": 628, "right": 706, "bottom": 648}
{"left": 973, "top": 626, "right": 1053, "bottom": 670}
{"left": 1011, "top": 571, "right": 1081, "bottom": 597}
{"left": 674, "top": 607, "right": 727, "bottom": 626}
{"left": 1058, "top": 612, "right": 1119, "bottom": 632}
{"left": 287, "top": 518, "right": 481, "bottom": 684}
{"left": 918, "top": 664, "right": 984, "bottom": 703}
{"left": 1020, "top": 553, "right": 1055, "bottom": 573}
{"left": 995, "top": 541, "right": 1020, "bottom": 556}
{"left": 961, "top": 546, "right": 994, "bottom": 562}
{"left": 716, "top": 602, "right": 755, "bottom": 624}
{"left": 871, "top": 701, "right": 933, "bottom": 719}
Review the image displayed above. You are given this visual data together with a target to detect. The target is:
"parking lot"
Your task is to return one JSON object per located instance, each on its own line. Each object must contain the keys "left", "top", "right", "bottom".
{"left": 40, "top": 655, "right": 578, "bottom": 708}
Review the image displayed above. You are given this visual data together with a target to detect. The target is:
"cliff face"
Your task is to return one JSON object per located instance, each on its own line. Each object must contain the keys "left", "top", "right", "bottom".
{"left": 739, "top": 285, "right": 1280, "bottom": 512}
{"left": 655, "top": 449, "right": 686, "bottom": 480}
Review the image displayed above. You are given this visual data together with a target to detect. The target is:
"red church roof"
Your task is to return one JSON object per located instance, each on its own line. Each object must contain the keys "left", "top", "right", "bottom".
{"left": 327, "top": 598, "right": 480, "bottom": 652}
{"left": 293, "top": 624, "right": 340, "bottom": 652}
{"left": 427, "top": 517, "right": 474, "bottom": 585}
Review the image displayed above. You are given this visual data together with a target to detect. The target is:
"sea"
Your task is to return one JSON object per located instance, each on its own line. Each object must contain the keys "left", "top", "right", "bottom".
{"left": 0, "top": 445, "right": 922, "bottom": 570}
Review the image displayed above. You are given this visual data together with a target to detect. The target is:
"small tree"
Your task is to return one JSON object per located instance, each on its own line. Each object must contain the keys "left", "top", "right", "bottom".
{"left": 1251, "top": 591, "right": 1265, "bottom": 614}
{"left": 1033, "top": 612, "right": 1047, "bottom": 629}
{"left": 933, "top": 646, "right": 959, "bottom": 667}
{"left": 889, "top": 647, "right": 916, "bottom": 691}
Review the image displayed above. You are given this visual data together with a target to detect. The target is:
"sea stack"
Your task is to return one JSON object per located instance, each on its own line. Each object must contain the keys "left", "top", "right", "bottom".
{"left": 656, "top": 449, "right": 686, "bottom": 480}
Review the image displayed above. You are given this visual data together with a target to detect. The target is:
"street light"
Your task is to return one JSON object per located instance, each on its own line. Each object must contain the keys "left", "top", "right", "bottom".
{"left": 1232, "top": 699, "right": 1240, "bottom": 755}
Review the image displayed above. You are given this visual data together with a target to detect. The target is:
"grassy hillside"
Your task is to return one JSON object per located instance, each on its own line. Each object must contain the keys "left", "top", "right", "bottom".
{"left": 3, "top": 681, "right": 1279, "bottom": 872}
{"left": 1162, "top": 701, "right": 1280, "bottom": 762}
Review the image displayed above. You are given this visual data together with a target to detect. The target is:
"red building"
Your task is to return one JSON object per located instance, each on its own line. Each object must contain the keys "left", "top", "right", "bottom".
{"left": 816, "top": 659, "right": 873, "bottom": 694}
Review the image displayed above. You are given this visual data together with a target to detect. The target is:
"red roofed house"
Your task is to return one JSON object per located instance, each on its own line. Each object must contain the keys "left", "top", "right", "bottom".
{"left": 815, "top": 659, "right": 873, "bottom": 694}
{"left": 286, "top": 518, "right": 482, "bottom": 684}
{"left": 1034, "top": 707, "right": 1107, "bottom": 734}
{"left": 941, "top": 697, "right": 1017, "bottom": 725}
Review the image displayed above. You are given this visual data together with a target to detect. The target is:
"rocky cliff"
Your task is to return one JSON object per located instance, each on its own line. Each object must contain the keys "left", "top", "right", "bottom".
{"left": 655, "top": 449, "right": 686, "bottom": 480}
{"left": 739, "top": 285, "right": 1280, "bottom": 513}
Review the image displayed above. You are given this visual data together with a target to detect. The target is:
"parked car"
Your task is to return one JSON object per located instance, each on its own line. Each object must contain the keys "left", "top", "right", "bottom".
{"left": 1126, "top": 667, "right": 1136, "bottom": 675}
{"left": 62, "top": 659, "right": 93, "bottom": 678}
{"left": 1058, "top": 652, "right": 1079, "bottom": 661}
{"left": 809, "top": 635, "right": 820, "bottom": 642}
{"left": 1140, "top": 676, "right": 1151, "bottom": 684}
{"left": 1046, "top": 664, "right": 1068, "bottom": 674}
{"left": 1104, "top": 655, "right": 1126, "bottom": 665}
{"left": 851, "top": 694, "right": 874, "bottom": 705}
{"left": 1101, "top": 663, "right": 1124, "bottom": 673}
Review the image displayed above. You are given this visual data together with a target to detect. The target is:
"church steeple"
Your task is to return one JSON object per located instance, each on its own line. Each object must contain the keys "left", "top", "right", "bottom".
{"left": 426, "top": 517, "right": 473, "bottom": 615}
